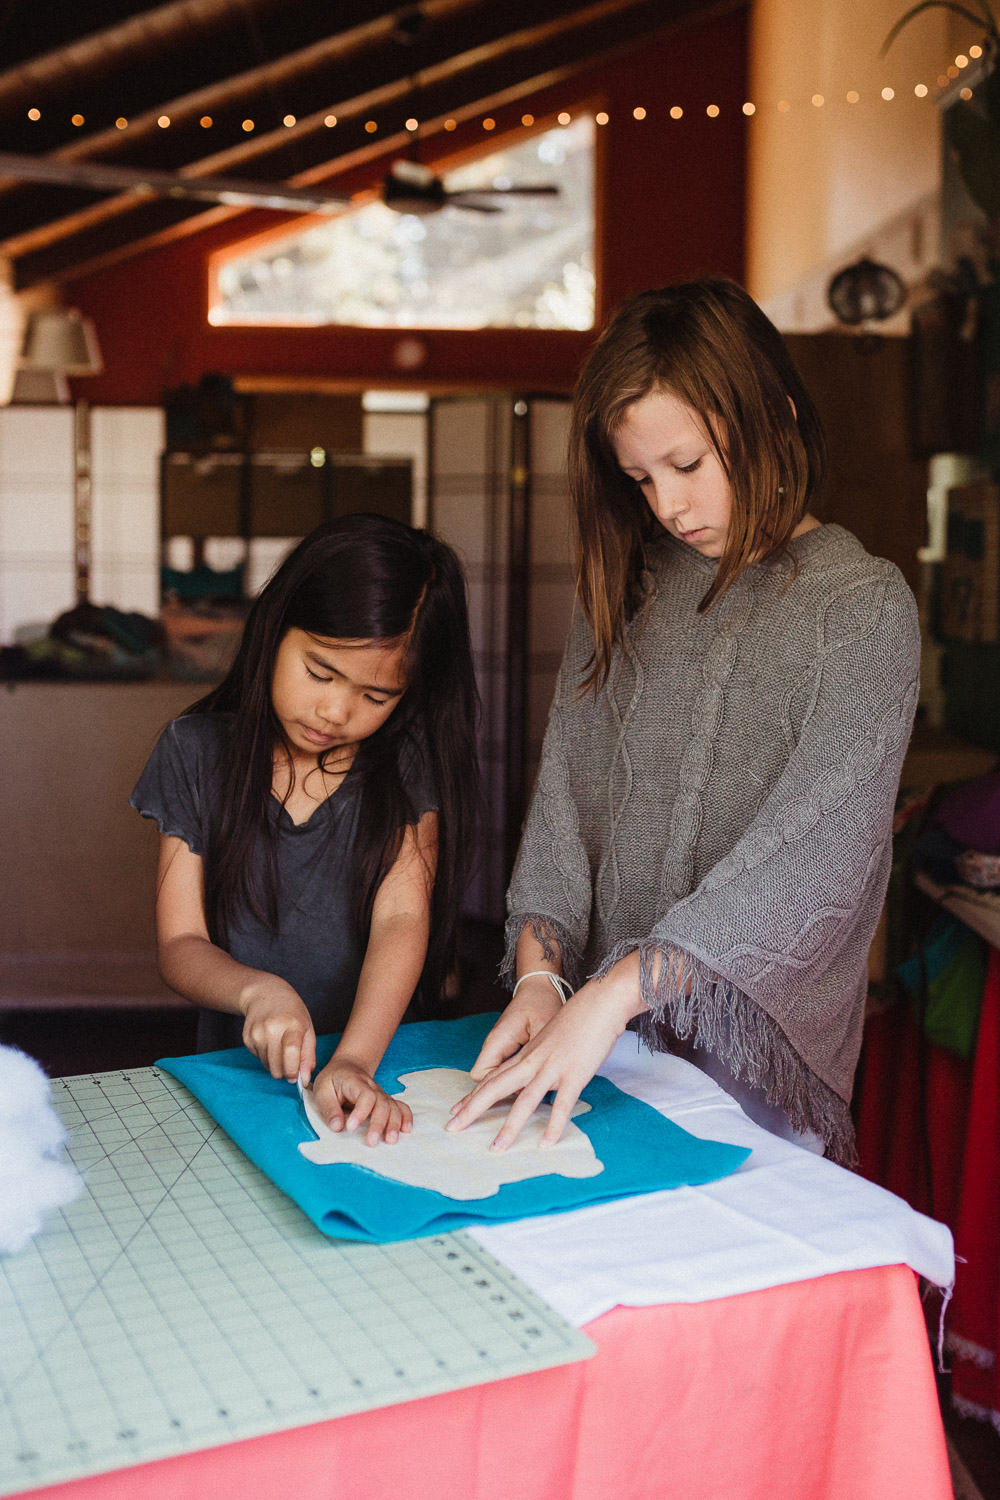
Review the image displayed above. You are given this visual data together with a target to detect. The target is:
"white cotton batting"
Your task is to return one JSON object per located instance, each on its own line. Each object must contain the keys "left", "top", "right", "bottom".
{"left": 0, "top": 1045, "right": 83, "bottom": 1256}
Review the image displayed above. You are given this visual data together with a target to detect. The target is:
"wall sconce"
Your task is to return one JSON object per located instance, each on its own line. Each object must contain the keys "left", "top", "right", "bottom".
{"left": 827, "top": 257, "right": 906, "bottom": 346}
{"left": 11, "top": 308, "right": 102, "bottom": 404}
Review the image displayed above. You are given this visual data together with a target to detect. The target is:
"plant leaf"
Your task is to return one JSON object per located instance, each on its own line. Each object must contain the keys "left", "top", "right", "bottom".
{"left": 882, "top": 0, "right": 998, "bottom": 55}
{"left": 947, "top": 101, "right": 1000, "bottom": 217}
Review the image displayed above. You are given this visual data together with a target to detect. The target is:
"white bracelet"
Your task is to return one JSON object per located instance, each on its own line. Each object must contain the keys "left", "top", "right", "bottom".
{"left": 512, "top": 969, "right": 574, "bottom": 1005}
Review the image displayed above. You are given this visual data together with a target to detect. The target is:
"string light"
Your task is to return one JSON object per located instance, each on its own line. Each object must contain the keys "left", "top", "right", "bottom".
{"left": 633, "top": 106, "right": 646, "bottom": 119}
{"left": 558, "top": 111, "right": 571, "bottom": 124}
{"left": 811, "top": 94, "right": 824, "bottom": 107}
{"left": 915, "top": 83, "right": 928, "bottom": 96}
{"left": 846, "top": 90, "right": 859, "bottom": 102}
{"left": 27, "top": 108, "right": 40, "bottom": 120}
{"left": 201, "top": 115, "right": 213, "bottom": 128}
{"left": 670, "top": 105, "right": 683, "bottom": 119}
{"left": 405, "top": 117, "right": 418, "bottom": 131}
{"left": 115, "top": 117, "right": 128, "bottom": 130}
{"left": 483, "top": 117, "right": 495, "bottom": 130}
{"left": 956, "top": 54, "right": 969, "bottom": 67}
{"left": 283, "top": 114, "right": 296, "bottom": 127}
{"left": 521, "top": 113, "right": 534, "bottom": 126}
{"left": 881, "top": 87, "right": 894, "bottom": 100}
{"left": 970, "top": 44, "right": 983, "bottom": 57}
{"left": 157, "top": 115, "right": 170, "bottom": 128}
{"left": 777, "top": 99, "right": 790, "bottom": 112}
{"left": 364, "top": 120, "right": 377, "bottom": 133}
{"left": 960, "top": 86, "right": 973, "bottom": 99}
{"left": 242, "top": 118, "right": 255, "bottom": 132}
{"left": 742, "top": 101, "right": 755, "bottom": 115}
{"left": 595, "top": 111, "right": 609, "bottom": 125}
{"left": 324, "top": 114, "right": 337, "bottom": 127}
{"left": 444, "top": 118, "right": 457, "bottom": 131}
{"left": 938, "top": 74, "right": 950, "bottom": 86}
{"left": 71, "top": 114, "right": 84, "bottom": 126}
{"left": 946, "top": 64, "right": 960, "bottom": 77}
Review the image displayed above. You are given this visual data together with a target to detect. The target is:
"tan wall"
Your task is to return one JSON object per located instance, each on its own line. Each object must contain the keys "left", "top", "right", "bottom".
{"left": 0, "top": 681, "right": 198, "bottom": 1003}
{"left": 747, "top": 0, "right": 980, "bottom": 307}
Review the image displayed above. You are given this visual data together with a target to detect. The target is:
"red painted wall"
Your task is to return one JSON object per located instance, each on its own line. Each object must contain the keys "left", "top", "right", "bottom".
{"left": 68, "top": 9, "right": 747, "bottom": 404}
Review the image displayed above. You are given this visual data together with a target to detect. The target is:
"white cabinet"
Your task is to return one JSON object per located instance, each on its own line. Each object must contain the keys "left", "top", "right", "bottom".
{"left": 0, "top": 406, "right": 76, "bottom": 643}
{"left": 0, "top": 404, "right": 164, "bottom": 642}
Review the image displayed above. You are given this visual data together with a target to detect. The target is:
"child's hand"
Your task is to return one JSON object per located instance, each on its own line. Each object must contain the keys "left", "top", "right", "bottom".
{"left": 240, "top": 978, "right": 317, "bottom": 1084}
{"left": 312, "top": 1055, "right": 413, "bottom": 1147}
{"left": 468, "top": 974, "right": 564, "bottom": 1080}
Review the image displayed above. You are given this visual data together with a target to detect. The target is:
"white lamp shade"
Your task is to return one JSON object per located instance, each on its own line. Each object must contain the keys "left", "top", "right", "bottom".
{"left": 20, "top": 309, "right": 103, "bottom": 375}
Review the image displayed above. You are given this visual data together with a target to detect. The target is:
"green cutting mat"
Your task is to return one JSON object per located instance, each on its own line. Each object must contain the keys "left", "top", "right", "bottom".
{"left": 0, "top": 1066, "right": 595, "bottom": 1496}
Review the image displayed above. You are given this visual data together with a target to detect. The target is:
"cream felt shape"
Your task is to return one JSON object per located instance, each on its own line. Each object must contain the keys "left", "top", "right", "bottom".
{"left": 298, "top": 1067, "right": 604, "bottom": 1200}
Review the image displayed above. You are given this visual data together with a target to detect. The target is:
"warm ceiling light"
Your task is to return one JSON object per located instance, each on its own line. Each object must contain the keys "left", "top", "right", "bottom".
{"left": 483, "top": 117, "right": 495, "bottom": 130}
{"left": 811, "top": 94, "right": 824, "bottom": 107}
{"left": 283, "top": 114, "right": 296, "bottom": 127}
{"left": 881, "top": 86, "right": 895, "bottom": 100}
{"left": 158, "top": 115, "right": 170, "bottom": 128}
{"left": 364, "top": 119, "right": 377, "bottom": 132}
{"left": 200, "top": 115, "right": 213, "bottom": 128}
{"left": 846, "top": 89, "right": 860, "bottom": 102}
{"left": 27, "top": 108, "right": 40, "bottom": 121}
{"left": 960, "top": 86, "right": 973, "bottom": 99}
{"left": 71, "top": 113, "right": 85, "bottom": 126}
{"left": 742, "top": 101, "right": 755, "bottom": 115}
{"left": 405, "top": 117, "right": 418, "bottom": 131}
{"left": 242, "top": 118, "right": 255, "bottom": 131}
{"left": 706, "top": 104, "right": 720, "bottom": 117}
{"left": 521, "top": 113, "right": 534, "bottom": 126}
{"left": 444, "top": 118, "right": 457, "bottom": 130}
{"left": 633, "top": 106, "right": 646, "bottom": 119}
{"left": 324, "top": 114, "right": 337, "bottom": 127}
{"left": 115, "top": 117, "right": 128, "bottom": 130}
{"left": 970, "top": 44, "right": 983, "bottom": 58}
{"left": 956, "top": 54, "right": 969, "bottom": 67}
{"left": 558, "top": 111, "right": 571, "bottom": 125}
{"left": 914, "top": 83, "right": 928, "bottom": 97}
{"left": 777, "top": 99, "right": 790, "bottom": 112}
{"left": 669, "top": 105, "right": 683, "bottom": 119}
{"left": 595, "top": 111, "right": 609, "bottom": 125}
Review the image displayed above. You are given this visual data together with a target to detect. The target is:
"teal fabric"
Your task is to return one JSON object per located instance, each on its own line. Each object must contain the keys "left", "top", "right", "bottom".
{"left": 157, "top": 1014, "right": 750, "bottom": 1243}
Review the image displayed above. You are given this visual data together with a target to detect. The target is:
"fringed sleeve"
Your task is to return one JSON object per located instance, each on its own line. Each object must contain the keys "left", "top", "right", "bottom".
{"left": 504, "top": 609, "right": 594, "bottom": 990}
{"left": 596, "top": 567, "right": 921, "bottom": 1165}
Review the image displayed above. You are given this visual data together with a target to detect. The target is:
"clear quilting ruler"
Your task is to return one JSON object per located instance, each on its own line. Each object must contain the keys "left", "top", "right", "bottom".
{"left": 0, "top": 1066, "right": 594, "bottom": 1496}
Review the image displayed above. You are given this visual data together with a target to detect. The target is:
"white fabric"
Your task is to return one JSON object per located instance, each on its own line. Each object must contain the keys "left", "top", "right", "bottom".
{"left": 0, "top": 1045, "right": 83, "bottom": 1256}
{"left": 298, "top": 1069, "right": 601, "bottom": 1197}
{"left": 470, "top": 1035, "right": 955, "bottom": 1327}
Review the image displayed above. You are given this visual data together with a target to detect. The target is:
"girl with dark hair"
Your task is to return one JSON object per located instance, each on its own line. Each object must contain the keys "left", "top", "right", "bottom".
{"left": 132, "top": 514, "right": 479, "bottom": 1147}
{"left": 448, "top": 277, "right": 919, "bottom": 1166}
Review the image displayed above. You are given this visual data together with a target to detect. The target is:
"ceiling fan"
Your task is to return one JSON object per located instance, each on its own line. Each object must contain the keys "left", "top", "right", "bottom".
{"left": 0, "top": 145, "right": 560, "bottom": 221}
{"left": 381, "top": 157, "right": 559, "bottom": 216}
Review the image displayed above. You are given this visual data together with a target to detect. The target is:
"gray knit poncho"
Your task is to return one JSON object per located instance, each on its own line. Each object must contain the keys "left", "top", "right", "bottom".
{"left": 505, "top": 523, "right": 920, "bottom": 1164}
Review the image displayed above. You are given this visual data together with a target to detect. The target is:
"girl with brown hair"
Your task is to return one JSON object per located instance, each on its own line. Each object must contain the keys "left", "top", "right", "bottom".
{"left": 447, "top": 277, "right": 919, "bottom": 1165}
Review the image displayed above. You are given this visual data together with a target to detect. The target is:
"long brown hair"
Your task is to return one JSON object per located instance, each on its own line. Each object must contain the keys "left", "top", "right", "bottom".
{"left": 187, "top": 514, "right": 481, "bottom": 1008}
{"left": 570, "top": 278, "right": 827, "bottom": 691}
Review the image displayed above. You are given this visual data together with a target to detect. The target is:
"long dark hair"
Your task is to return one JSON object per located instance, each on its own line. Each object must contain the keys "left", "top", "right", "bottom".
{"left": 187, "top": 513, "right": 480, "bottom": 1006}
{"left": 570, "top": 277, "right": 828, "bottom": 691}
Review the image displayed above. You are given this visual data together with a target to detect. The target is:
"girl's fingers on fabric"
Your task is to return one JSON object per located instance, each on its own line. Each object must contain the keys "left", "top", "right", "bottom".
{"left": 366, "top": 1093, "right": 392, "bottom": 1146}
{"left": 345, "top": 1085, "right": 377, "bottom": 1134}
{"left": 488, "top": 1076, "right": 557, "bottom": 1152}
{"left": 540, "top": 1087, "right": 582, "bottom": 1148}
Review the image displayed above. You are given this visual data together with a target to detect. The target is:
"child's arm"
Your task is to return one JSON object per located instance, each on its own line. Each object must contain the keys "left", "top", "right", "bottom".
{"left": 155, "top": 834, "right": 317, "bottom": 1084}
{"left": 311, "top": 810, "right": 437, "bottom": 1147}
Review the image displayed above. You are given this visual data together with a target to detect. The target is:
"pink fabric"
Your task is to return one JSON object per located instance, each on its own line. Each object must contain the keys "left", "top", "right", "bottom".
{"left": 17, "top": 1265, "right": 950, "bottom": 1500}
{"left": 949, "top": 948, "right": 1000, "bottom": 1425}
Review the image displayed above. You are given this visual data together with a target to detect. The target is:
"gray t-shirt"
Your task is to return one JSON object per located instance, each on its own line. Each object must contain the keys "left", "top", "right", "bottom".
{"left": 131, "top": 714, "right": 437, "bottom": 1051}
